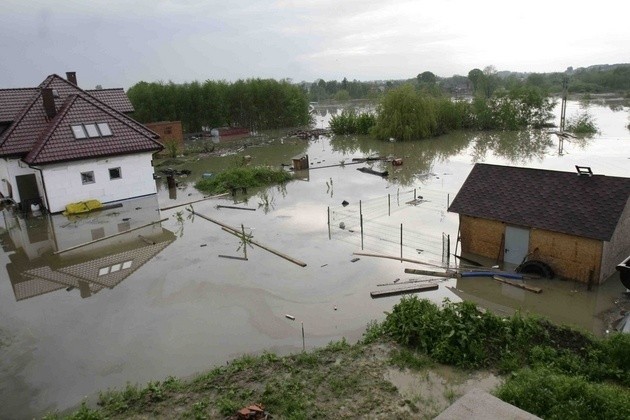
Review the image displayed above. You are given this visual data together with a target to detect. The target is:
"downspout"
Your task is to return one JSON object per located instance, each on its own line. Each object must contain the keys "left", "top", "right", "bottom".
{"left": 29, "top": 165, "right": 51, "bottom": 213}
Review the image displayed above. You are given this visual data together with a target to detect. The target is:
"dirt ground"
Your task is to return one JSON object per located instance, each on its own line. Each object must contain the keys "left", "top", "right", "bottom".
{"left": 90, "top": 340, "right": 501, "bottom": 419}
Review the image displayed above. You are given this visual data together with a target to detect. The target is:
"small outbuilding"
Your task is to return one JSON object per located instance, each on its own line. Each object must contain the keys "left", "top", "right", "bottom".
{"left": 448, "top": 163, "right": 630, "bottom": 284}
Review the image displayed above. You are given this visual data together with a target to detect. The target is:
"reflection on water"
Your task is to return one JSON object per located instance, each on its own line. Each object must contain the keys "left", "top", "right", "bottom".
{"left": 2, "top": 195, "right": 176, "bottom": 302}
{"left": 448, "top": 270, "right": 627, "bottom": 336}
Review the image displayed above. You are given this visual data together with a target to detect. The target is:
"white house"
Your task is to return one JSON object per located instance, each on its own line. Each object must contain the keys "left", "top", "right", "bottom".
{"left": 0, "top": 72, "right": 163, "bottom": 213}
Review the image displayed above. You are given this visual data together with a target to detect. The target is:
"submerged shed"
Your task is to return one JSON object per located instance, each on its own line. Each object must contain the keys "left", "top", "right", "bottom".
{"left": 448, "top": 163, "right": 630, "bottom": 284}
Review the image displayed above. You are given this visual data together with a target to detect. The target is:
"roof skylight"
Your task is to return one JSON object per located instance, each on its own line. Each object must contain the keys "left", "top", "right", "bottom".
{"left": 71, "top": 122, "right": 113, "bottom": 139}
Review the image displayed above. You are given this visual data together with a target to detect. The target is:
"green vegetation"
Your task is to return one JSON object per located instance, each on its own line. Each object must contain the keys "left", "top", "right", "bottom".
{"left": 366, "top": 83, "right": 554, "bottom": 141}
{"left": 194, "top": 166, "right": 292, "bottom": 195}
{"left": 329, "top": 109, "right": 376, "bottom": 135}
{"left": 306, "top": 77, "right": 378, "bottom": 102}
{"left": 127, "top": 78, "right": 311, "bottom": 133}
{"left": 378, "top": 296, "right": 630, "bottom": 418}
{"left": 566, "top": 111, "right": 599, "bottom": 134}
{"left": 496, "top": 369, "right": 630, "bottom": 420}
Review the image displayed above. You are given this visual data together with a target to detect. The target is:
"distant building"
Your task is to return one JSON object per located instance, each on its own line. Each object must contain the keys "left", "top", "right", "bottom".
{"left": 0, "top": 72, "right": 163, "bottom": 213}
{"left": 448, "top": 163, "right": 630, "bottom": 284}
{"left": 144, "top": 121, "right": 184, "bottom": 156}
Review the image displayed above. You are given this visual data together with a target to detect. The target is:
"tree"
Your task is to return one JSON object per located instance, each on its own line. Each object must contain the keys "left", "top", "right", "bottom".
{"left": 417, "top": 71, "right": 437, "bottom": 85}
{"left": 468, "top": 68, "right": 486, "bottom": 97}
{"left": 372, "top": 84, "right": 438, "bottom": 141}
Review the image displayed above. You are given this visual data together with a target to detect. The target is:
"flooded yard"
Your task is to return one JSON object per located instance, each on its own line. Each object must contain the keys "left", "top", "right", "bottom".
{"left": 1, "top": 99, "right": 629, "bottom": 418}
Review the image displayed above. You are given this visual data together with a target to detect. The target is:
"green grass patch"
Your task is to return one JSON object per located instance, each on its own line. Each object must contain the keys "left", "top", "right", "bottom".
{"left": 496, "top": 368, "right": 630, "bottom": 420}
{"left": 195, "top": 166, "right": 292, "bottom": 195}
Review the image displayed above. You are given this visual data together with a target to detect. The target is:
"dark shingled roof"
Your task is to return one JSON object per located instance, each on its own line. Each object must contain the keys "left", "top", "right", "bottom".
{"left": 24, "top": 94, "right": 162, "bottom": 165}
{"left": 0, "top": 88, "right": 38, "bottom": 122}
{"left": 448, "top": 163, "right": 630, "bottom": 241}
{"left": 0, "top": 74, "right": 161, "bottom": 162}
{"left": 85, "top": 88, "right": 135, "bottom": 113}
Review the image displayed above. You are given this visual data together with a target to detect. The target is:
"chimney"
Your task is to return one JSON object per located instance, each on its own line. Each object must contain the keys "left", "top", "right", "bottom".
{"left": 66, "top": 71, "right": 77, "bottom": 85}
{"left": 41, "top": 88, "right": 57, "bottom": 119}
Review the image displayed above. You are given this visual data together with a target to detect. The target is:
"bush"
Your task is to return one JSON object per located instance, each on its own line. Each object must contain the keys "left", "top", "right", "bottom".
{"left": 496, "top": 368, "right": 630, "bottom": 420}
{"left": 566, "top": 111, "right": 598, "bottom": 134}
{"left": 329, "top": 110, "right": 376, "bottom": 135}
{"left": 195, "top": 166, "right": 292, "bottom": 195}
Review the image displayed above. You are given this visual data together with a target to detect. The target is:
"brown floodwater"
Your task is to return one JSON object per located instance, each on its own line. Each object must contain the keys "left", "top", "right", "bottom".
{"left": 0, "top": 100, "right": 629, "bottom": 418}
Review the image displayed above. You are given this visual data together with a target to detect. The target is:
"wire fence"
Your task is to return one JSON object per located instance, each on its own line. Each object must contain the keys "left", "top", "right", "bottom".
{"left": 328, "top": 188, "right": 452, "bottom": 267}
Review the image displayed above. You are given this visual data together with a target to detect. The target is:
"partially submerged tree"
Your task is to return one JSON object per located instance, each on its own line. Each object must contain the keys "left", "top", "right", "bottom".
{"left": 372, "top": 84, "right": 438, "bottom": 141}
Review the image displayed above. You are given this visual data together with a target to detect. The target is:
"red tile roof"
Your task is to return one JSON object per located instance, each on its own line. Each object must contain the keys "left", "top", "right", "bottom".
{"left": 0, "top": 74, "right": 162, "bottom": 162}
{"left": 0, "top": 88, "right": 38, "bottom": 122}
{"left": 448, "top": 163, "right": 630, "bottom": 241}
{"left": 85, "top": 88, "right": 135, "bottom": 113}
{"left": 24, "top": 94, "right": 162, "bottom": 165}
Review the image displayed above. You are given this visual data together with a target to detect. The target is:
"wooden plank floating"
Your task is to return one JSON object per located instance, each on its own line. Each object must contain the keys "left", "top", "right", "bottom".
{"left": 159, "top": 193, "right": 230, "bottom": 211}
{"left": 54, "top": 218, "right": 169, "bottom": 255}
{"left": 188, "top": 209, "right": 307, "bottom": 267}
{"left": 370, "top": 283, "right": 439, "bottom": 299}
{"left": 216, "top": 205, "right": 256, "bottom": 211}
{"left": 376, "top": 278, "right": 445, "bottom": 287}
{"left": 352, "top": 252, "right": 445, "bottom": 268}
{"left": 404, "top": 268, "right": 458, "bottom": 278}
{"left": 218, "top": 255, "right": 248, "bottom": 261}
{"left": 493, "top": 275, "right": 542, "bottom": 294}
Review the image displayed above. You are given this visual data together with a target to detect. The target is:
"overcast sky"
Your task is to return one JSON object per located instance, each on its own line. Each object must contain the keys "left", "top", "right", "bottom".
{"left": 1, "top": 0, "right": 628, "bottom": 90}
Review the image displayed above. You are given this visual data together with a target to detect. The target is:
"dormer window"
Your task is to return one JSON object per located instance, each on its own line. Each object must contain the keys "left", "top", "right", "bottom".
{"left": 71, "top": 122, "right": 113, "bottom": 139}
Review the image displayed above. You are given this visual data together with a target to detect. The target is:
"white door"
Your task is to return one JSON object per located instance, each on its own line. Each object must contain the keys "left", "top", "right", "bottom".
{"left": 504, "top": 226, "right": 530, "bottom": 265}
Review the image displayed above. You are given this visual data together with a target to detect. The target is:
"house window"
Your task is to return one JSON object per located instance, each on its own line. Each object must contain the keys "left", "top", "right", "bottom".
{"left": 97, "top": 122, "right": 112, "bottom": 136}
{"left": 81, "top": 171, "right": 95, "bottom": 184}
{"left": 117, "top": 221, "right": 130, "bottom": 232}
{"left": 109, "top": 167, "right": 122, "bottom": 180}
{"left": 84, "top": 123, "right": 99, "bottom": 137}
{"left": 71, "top": 125, "right": 87, "bottom": 139}
{"left": 91, "top": 227, "right": 105, "bottom": 240}
{"left": 71, "top": 122, "right": 113, "bottom": 139}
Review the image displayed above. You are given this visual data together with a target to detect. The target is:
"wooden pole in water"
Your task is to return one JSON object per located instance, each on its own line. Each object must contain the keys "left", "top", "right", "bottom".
{"left": 327, "top": 206, "right": 331, "bottom": 240}
{"left": 400, "top": 223, "right": 403, "bottom": 262}
{"left": 189, "top": 209, "right": 307, "bottom": 267}
{"left": 388, "top": 194, "right": 391, "bottom": 216}
{"left": 360, "top": 213, "right": 364, "bottom": 250}
{"left": 54, "top": 218, "right": 169, "bottom": 255}
{"left": 493, "top": 275, "right": 542, "bottom": 294}
{"left": 301, "top": 322, "right": 305, "bottom": 352}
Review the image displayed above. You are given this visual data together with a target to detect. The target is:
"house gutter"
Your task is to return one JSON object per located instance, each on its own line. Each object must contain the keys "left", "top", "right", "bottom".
{"left": 29, "top": 164, "right": 51, "bottom": 213}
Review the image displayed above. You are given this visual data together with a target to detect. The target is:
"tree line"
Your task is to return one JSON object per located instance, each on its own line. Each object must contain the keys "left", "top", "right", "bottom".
{"left": 331, "top": 81, "right": 556, "bottom": 140}
{"left": 127, "top": 79, "right": 311, "bottom": 133}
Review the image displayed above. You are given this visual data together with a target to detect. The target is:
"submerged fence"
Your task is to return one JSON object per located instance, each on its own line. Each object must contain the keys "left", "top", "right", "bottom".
{"left": 328, "top": 188, "right": 452, "bottom": 267}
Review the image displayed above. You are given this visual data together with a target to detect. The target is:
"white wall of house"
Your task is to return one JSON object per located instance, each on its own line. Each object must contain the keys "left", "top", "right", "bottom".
{"left": 0, "top": 157, "right": 42, "bottom": 203}
{"left": 40, "top": 152, "right": 157, "bottom": 213}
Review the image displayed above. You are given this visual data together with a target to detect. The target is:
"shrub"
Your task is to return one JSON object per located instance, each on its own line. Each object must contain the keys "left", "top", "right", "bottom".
{"left": 496, "top": 368, "right": 630, "bottom": 420}
{"left": 195, "top": 166, "right": 292, "bottom": 195}
{"left": 566, "top": 111, "right": 598, "bottom": 134}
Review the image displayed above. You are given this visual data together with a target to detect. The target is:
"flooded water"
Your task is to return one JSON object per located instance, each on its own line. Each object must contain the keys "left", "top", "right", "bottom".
{"left": 1, "top": 99, "right": 629, "bottom": 418}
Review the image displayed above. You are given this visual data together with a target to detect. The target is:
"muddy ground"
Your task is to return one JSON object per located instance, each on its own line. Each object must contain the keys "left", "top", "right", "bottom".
{"left": 76, "top": 339, "right": 501, "bottom": 419}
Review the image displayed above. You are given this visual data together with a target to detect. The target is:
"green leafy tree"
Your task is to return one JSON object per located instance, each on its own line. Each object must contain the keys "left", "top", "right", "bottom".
{"left": 372, "top": 84, "right": 438, "bottom": 141}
